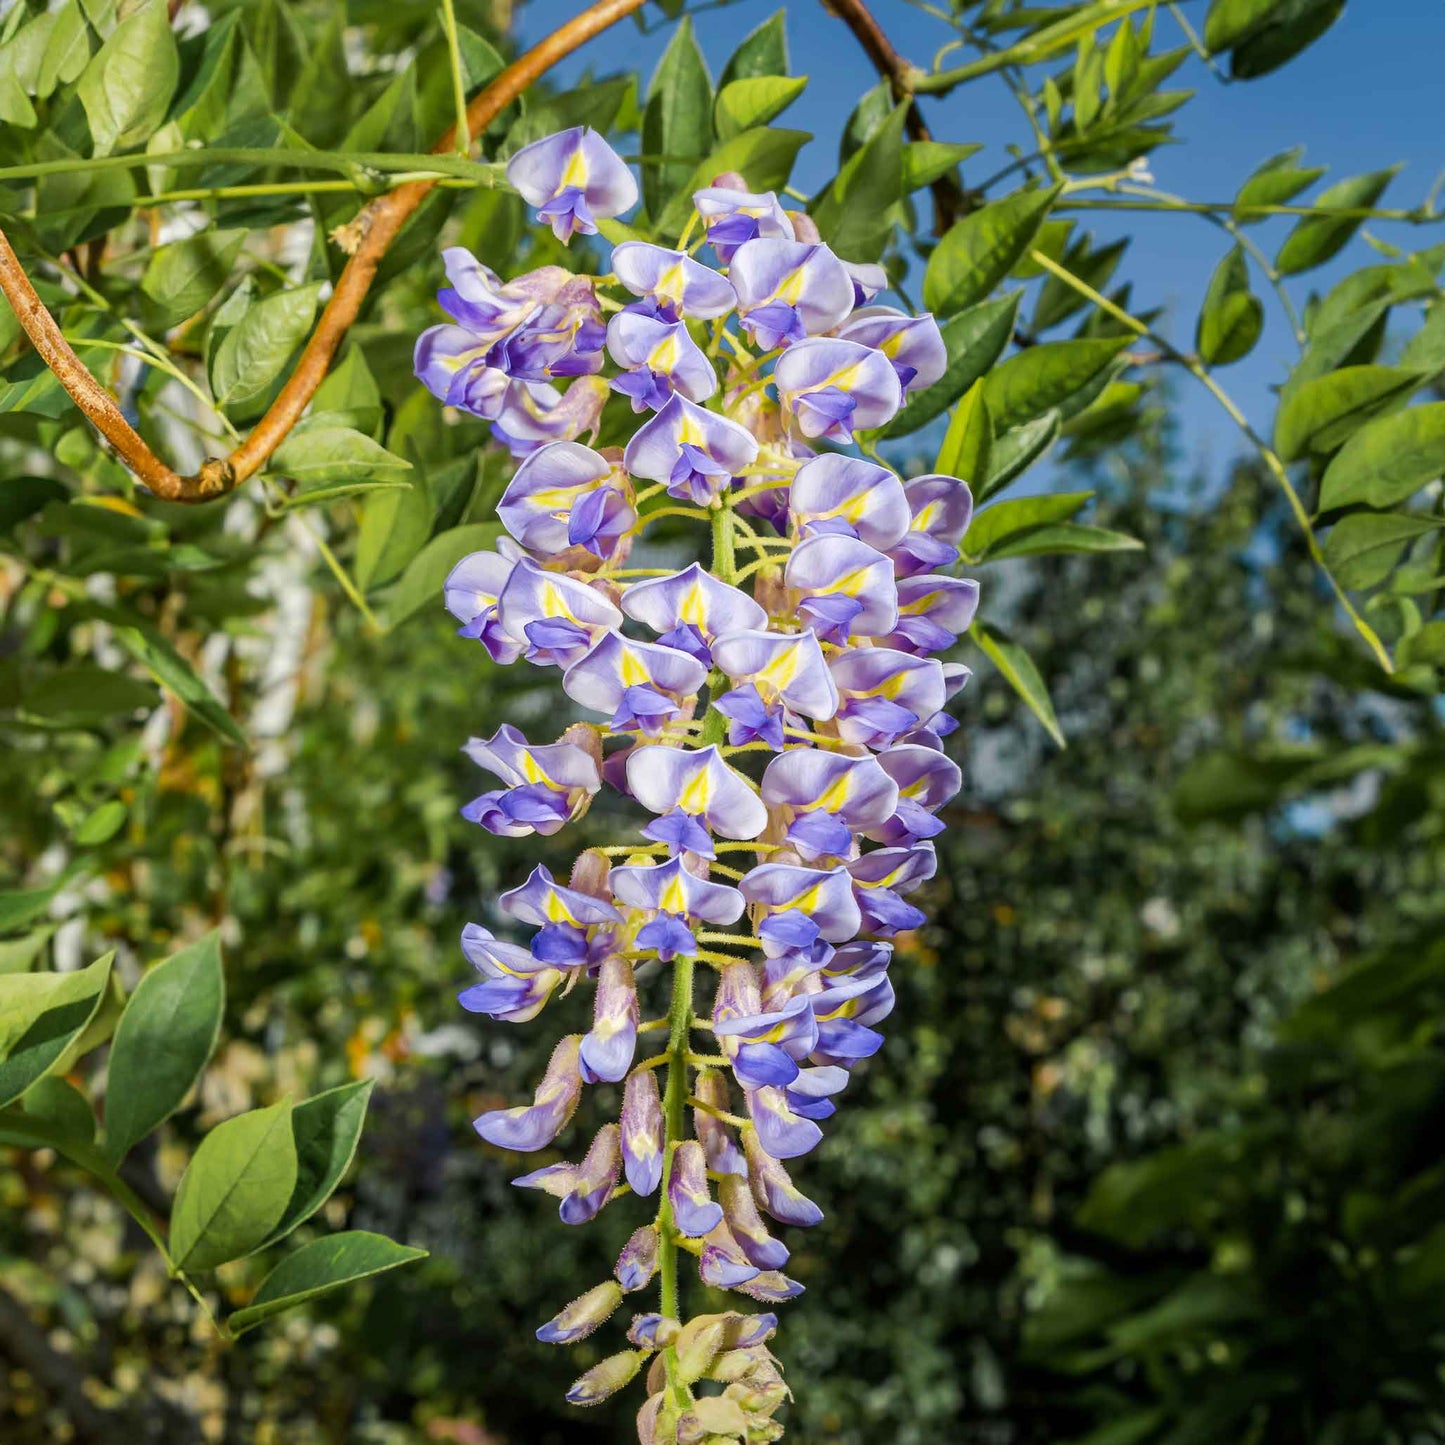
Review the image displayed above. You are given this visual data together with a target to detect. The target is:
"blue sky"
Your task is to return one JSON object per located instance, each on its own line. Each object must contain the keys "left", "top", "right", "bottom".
{"left": 517, "top": 1, "right": 1445, "bottom": 478}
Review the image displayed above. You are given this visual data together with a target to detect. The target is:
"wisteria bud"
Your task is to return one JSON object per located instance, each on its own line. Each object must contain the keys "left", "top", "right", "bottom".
{"left": 615, "top": 1224, "right": 660, "bottom": 1293}
{"left": 566, "top": 1349, "right": 646, "bottom": 1406}
{"left": 678, "top": 1395, "right": 751, "bottom": 1442}
{"left": 628, "top": 1311, "right": 680, "bottom": 1349}
{"left": 673, "top": 1314, "right": 729, "bottom": 1384}
{"left": 536, "top": 1280, "right": 623, "bottom": 1344}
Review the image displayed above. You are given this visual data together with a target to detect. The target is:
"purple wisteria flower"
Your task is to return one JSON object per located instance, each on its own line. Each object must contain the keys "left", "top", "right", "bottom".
{"left": 892, "top": 474, "right": 975, "bottom": 576}
{"left": 506, "top": 126, "right": 638, "bottom": 241}
{"left": 838, "top": 306, "right": 949, "bottom": 392}
{"left": 424, "top": 131, "right": 979, "bottom": 1435}
{"left": 728, "top": 238, "right": 853, "bottom": 349}
{"left": 462, "top": 724, "right": 601, "bottom": 837}
{"left": 693, "top": 185, "right": 796, "bottom": 263}
{"left": 620, "top": 563, "right": 766, "bottom": 665}
{"left": 499, "top": 442, "right": 635, "bottom": 559}
{"left": 606, "top": 310, "right": 718, "bottom": 412}
{"left": 496, "top": 558, "right": 624, "bottom": 666}
{"left": 783, "top": 534, "right": 899, "bottom": 643}
{"left": 444, "top": 542, "right": 525, "bottom": 662}
{"left": 623, "top": 394, "right": 759, "bottom": 505}
{"left": 774, "top": 337, "right": 903, "bottom": 442}
{"left": 788, "top": 454, "right": 911, "bottom": 551}
{"left": 611, "top": 241, "right": 737, "bottom": 320}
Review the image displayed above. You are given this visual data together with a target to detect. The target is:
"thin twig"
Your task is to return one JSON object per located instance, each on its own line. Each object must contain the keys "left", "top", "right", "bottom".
{"left": 1026, "top": 245, "right": 1394, "bottom": 675}
{"left": 0, "top": 0, "right": 648, "bottom": 503}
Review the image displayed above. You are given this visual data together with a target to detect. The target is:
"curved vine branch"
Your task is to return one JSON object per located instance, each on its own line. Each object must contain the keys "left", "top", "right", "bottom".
{"left": 0, "top": 0, "right": 647, "bottom": 504}
{"left": 821, "top": 0, "right": 966, "bottom": 232}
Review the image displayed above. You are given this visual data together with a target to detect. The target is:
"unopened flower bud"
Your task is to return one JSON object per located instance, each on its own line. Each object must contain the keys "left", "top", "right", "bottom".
{"left": 536, "top": 1280, "right": 623, "bottom": 1344}
{"left": 615, "top": 1224, "right": 660, "bottom": 1293}
{"left": 627, "top": 1311, "right": 679, "bottom": 1349}
{"left": 673, "top": 1314, "right": 728, "bottom": 1384}
{"left": 567, "top": 1349, "right": 646, "bottom": 1406}
{"left": 569, "top": 847, "right": 613, "bottom": 900}
{"left": 788, "top": 212, "right": 821, "bottom": 244}
{"left": 678, "top": 1395, "right": 750, "bottom": 1442}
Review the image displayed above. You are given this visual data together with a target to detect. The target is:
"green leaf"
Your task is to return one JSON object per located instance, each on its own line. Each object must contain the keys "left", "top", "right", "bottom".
{"left": 965, "top": 492, "right": 1093, "bottom": 559}
{"left": 1400, "top": 300, "right": 1445, "bottom": 374}
{"left": 982, "top": 521, "right": 1144, "bottom": 561}
{"left": 103, "top": 932, "right": 225, "bottom": 1164}
{"left": 0, "top": 477, "right": 69, "bottom": 532}
{"left": 654, "top": 128, "right": 809, "bottom": 237}
{"left": 264, "top": 1079, "right": 374, "bottom": 1247}
{"left": 1319, "top": 404, "right": 1445, "bottom": 512}
{"left": 19, "top": 666, "right": 158, "bottom": 724}
{"left": 886, "top": 294, "right": 1020, "bottom": 438}
{"left": 72, "top": 799, "right": 127, "bottom": 846}
{"left": 1195, "top": 246, "right": 1263, "bottom": 367}
{"left": 641, "top": 16, "right": 713, "bottom": 218}
{"left": 170, "top": 1100, "right": 298, "bottom": 1272}
{"left": 77, "top": 0, "right": 178, "bottom": 155}
{"left": 1275, "top": 167, "right": 1400, "bottom": 276}
{"left": 210, "top": 282, "right": 324, "bottom": 414}
{"left": 141, "top": 230, "right": 247, "bottom": 328}
{"left": 0, "top": 929, "right": 54, "bottom": 976}
{"left": 115, "top": 626, "right": 248, "bottom": 749}
{"left": 1233, "top": 146, "right": 1325, "bottom": 223}
{"left": 713, "top": 75, "right": 805, "bottom": 142}
{"left": 1274, "top": 365, "right": 1424, "bottom": 461}
{"left": 0, "top": 954, "right": 113, "bottom": 1109}
{"left": 355, "top": 470, "right": 433, "bottom": 591}
{"left": 37, "top": 2, "right": 91, "bottom": 100}
{"left": 228, "top": 1231, "right": 426, "bottom": 1335}
{"left": 923, "top": 185, "right": 1061, "bottom": 316}
{"left": 977, "top": 413, "right": 1062, "bottom": 503}
{"left": 271, "top": 423, "right": 412, "bottom": 498}
{"left": 972, "top": 624, "right": 1064, "bottom": 748}
{"left": 311, "top": 347, "right": 384, "bottom": 437}
{"left": 903, "top": 141, "right": 981, "bottom": 193}
{"left": 1230, "top": 0, "right": 1344, "bottom": 79}
{"left": 718, "top": 11, "right": 787, "bottom": 86}
{"left": 22, "top": 1076, "right": 95, "bottom": 1144}
{"left": 1322, "top": 512, "right": 1444, "bottom": 591}
{"left": 811, "top": 102, "right": 908, "bottom": 262}
{"left": 384, "top": 522, "right": 504, "bottom": 629}
{"left": 0, "top": 880, "right": 72, "bottom": 936}
{"left": 983, "top": 337, "right": 1130, "bottom": 431}
{"left": 935, "top": 380, "right": 991, "bottom": 487}
{"left": 1203, "top": 0, "right": 1280, "bottom": 51}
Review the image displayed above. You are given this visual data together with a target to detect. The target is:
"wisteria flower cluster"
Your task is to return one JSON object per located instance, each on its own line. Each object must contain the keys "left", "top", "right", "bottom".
{"left": 418, "top": 126, "right": 977, "bottom": 1442}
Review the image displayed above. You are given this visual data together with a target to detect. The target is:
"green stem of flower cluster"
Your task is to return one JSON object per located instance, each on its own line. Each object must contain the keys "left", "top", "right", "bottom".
{"left": 654, "top": 497, "right": 743, "bottom": 1406}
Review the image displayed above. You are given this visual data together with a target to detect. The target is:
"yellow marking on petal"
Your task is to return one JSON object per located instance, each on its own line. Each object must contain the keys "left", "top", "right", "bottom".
{"left": 649, "top": 330, "right": 683, "bottom": 372}
{"left": 656, "top": 260, "right": 688, "bottom": 307}
{"left": 659, "top": 875, "right": 689, "bottom": 913}
{"left": 560, "top": 145, "right": 591, "bottom": 189}
{"left": 678, "top": 578, "right": 710, "bottom": 627}
{"left": 912, "top": 500, "right": 943, "bottom": 531}
{"left": 518, "top": 753, "right": 561, "bottom": 788}
{"left": 678, "top": 763, "right": 715, "bottom": 814}
{"left": 816, "top": 774, "right": 853, "bottom": 811}
{"left": 756, "top": 644, "right": 802, "bottom": 694}
{"left": 619, "top": 644, "right": 652, "bottom": 687}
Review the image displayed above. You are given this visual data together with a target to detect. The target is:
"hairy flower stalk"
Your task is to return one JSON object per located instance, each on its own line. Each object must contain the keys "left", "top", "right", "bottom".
{"left": 420, "top": 130, "right": 973, "bottom": 1442}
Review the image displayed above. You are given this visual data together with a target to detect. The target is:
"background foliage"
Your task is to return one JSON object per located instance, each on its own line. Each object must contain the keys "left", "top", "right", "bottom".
{"left": 1, "top": 0, "right": 1443, "bottom": 1441}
